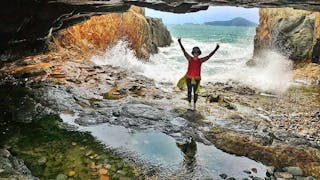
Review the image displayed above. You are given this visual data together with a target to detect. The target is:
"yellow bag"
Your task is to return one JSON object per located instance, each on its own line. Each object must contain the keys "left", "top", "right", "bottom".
{"left": 177, "top": 75, "right": 200, "bottom": 94}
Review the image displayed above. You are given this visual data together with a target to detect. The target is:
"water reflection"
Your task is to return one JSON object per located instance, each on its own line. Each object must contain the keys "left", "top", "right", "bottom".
{"left": 60, "top": 115, "right": 266, "bottom": 178}
{"left": 176, "top": 138, "right": 197, "bottom": 173}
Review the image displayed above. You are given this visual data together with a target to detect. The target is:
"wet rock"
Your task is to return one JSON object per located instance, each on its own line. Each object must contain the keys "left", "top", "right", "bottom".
{"left": 283, "top": 166, "right": 303, "bottom": 176}
{"left": 274, "top": 172, "right": 294, "bottom": 179}
{"left": 99, "top": 168, "right": 108, "bottom": 175}
{"left": 0, "top": 149, "right": 37, "bottom": 179}
{"left": 75, "top": 110, "right": 110, "bottom": 125}
{"left": 219, "top": 173, "right": 228, "bottom": 179}
{"left": 121, "top": 104, "right": 162, "bottom": 120}
{"left": 170, "top": 117, "right": 188, "bottom": 127}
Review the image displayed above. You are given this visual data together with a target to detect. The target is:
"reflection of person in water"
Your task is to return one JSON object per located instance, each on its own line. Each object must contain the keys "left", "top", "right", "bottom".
{"left": 176, "top": 138, "right": 197, "bottom": 172}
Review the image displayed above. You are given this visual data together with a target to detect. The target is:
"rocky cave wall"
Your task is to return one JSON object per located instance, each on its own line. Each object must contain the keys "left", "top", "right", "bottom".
{"left": 52, "top": 6, "right": 172, "bottom": 59}
{"left": 1, "top": 0, "right": 320, "bottom": 64}
{"left": 254, "top": 8, "right": 320, "bottom": 64}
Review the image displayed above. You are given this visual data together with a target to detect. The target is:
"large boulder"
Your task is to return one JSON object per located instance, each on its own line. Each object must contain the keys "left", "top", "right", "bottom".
{"left": 146, "top": 17, "right": 172, "bottom": 48}
{"left": 254, "top": 8, "right": 320, "bottom": 63}
{"left": 271, "top": 14, "right": 315, "bottom": 61}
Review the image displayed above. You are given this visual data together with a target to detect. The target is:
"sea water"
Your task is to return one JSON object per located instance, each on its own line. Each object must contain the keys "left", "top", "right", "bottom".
{"left": 92, "top": 24, "right": 293, "bottom": 93}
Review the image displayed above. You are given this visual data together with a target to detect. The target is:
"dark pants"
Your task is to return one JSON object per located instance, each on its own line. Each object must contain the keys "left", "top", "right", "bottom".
{"left": 186, "top": 78, "right": 200, "bottom": 104}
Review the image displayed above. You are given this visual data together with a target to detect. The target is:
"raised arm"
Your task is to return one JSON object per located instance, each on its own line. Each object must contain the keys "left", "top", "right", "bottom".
{"left": 200, "top": 44, "right": 220, "bottom": 63}
{"left": 178, "top": 38, "right": 192, "bottom": 60}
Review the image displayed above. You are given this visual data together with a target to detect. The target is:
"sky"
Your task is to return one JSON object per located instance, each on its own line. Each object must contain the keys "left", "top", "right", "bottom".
{"left": 145, "top": 6, "right": 259, "bottom": 25}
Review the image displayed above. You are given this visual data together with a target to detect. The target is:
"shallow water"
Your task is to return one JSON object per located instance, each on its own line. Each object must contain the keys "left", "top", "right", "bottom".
{"left": 60, "top": 113, "right": 267, "bottom": 179}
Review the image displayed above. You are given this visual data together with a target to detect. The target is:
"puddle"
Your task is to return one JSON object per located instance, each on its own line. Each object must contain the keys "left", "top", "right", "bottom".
{"left": 60, "top": 113, "right": 267, "bottom": 178}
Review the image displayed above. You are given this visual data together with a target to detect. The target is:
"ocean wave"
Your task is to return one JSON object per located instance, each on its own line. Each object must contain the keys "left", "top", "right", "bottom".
{"left": 91, "top": 36, "right": 292, "bottom": 93}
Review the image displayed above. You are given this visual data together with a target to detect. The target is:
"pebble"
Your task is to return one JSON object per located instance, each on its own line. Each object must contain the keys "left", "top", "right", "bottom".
{"left": 37, "top": 157, "right": 47, "bottom": 165}
{"left": 99, "top": 168, "right": 108, "bottom": 175}
{"left": 226, "top": 177, "right": 236, "bottom": 180}
{"left": 252, "top": 177, "right": 264, "bottom": 180}
{"left": 274, "top": 172, "right": 293, "bottom": 179}
{"left": 251, "top": 168, "right": 257, "bottom": 173}
{"left": 219, "top": 174, "right": 228, "bottom": 179}
{"left": 56, "top": 173, "right": 68, "bottom": 180}
{"left": 91, "top": 171, "right": 98, "bottom": 177}
{"left": 243, "top": 170, "right": 251, "bottom": 174}
{"left": 265, "top": 177, "right": 276, "bottom": 180}
{"left": 104, "top": 164, "right": 112, "bottom": 169}
{"left": 67, "top": 170, "right": 76, "bottom": 177}
{"left": 85, "top": 150, "right": 92, "bottom": 156}
{"left": 283, "top": 166, "right": 303, "bottom": 176}
{"left": 116, "top": 170, "right": 127, "bottom": 176}
{"left": 89, "top": 162, "right": 96, "bottom": 169}
{"left": 0, "top": 149, "right": 10, "bottom": 158}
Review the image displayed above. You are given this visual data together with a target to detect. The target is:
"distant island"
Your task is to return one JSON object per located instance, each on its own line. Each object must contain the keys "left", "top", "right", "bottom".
{"left": 183, "top": 22, "right": 200, "bottom": 25}
{"left": 204, "top": 17, "right": 257, "bottom": 27}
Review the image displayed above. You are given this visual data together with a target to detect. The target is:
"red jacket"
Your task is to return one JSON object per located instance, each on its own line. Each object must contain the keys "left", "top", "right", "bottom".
{"left": 186, "top": 57, "right": 202, "bottom": 80}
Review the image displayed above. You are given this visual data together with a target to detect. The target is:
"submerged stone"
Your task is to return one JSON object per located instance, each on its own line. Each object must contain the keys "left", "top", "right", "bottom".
{"left": 67, "top": 170, "right": 76, "bottom": 177}
{"left": 56, "top": 174, "right": 67, "bottom": 180}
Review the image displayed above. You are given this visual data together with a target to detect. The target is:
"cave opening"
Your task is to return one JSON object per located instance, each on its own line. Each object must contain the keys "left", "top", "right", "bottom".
{"left": 1, "top": 2, "right": 320, "bottom": 180}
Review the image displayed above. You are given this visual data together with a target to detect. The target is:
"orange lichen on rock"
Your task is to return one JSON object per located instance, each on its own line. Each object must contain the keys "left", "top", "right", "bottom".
{"left": 53, "top": 6, "right": 152, "bottom": 59}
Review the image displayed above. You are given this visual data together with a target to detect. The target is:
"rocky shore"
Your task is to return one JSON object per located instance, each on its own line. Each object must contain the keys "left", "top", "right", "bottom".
{"left": 1, "top": 52, "right": 319, "bottom": 178}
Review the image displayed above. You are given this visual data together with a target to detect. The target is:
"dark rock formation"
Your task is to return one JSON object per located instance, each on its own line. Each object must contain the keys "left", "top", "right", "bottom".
{"left": 271, "top": 14, "right": 314, "bottom": 61}
{"left": 0, "top": 0, "right": 130, "bottom": 62}
{"left": 254, "top": 8, "right": 320, "bottom": 63}
{"left": 146, "top": 17, "right": 173, "bottom": 48}
{"left": 1, "top": 0, "right": 320, "bottom": 62}
{"left": 0, "top": 148, "right": 38, "bottom": 179}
